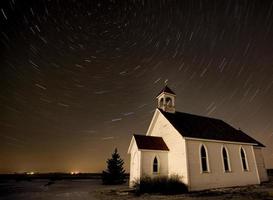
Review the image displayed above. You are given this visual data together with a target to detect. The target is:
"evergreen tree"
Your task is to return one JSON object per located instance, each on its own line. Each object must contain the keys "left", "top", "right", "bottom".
{"left": 102, "top": 148, "right": 126, "bottom": 184}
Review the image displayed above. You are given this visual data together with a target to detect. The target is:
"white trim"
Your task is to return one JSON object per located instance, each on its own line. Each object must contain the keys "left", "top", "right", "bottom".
{"left": 185, "top": 137, "right": 257, "bottom": 146}
{"left": 251, "top": 146, "right": 261, "bottom": 184}
{"left": 138, "top": 149, "right": 169, "bottom": 152}
{"left": 221, "top": 146, "right": 231, "bottom": 172}
{"left": 156, "top": 91, "right": 176, "bottom": 98}
{"left": 127, "top": 137, "right": 136, "bottom": 154}
{"left": 139, "top": 151, "right": 142, "bottom": 177}
{"left": 199, "top": 143, "right": 210, "bottom": 173}
{"left": 131, "top": 151, "right": 138, "bottom": 181}
{"left": 239, "top": 146, "right": 249, "bottom": 171}
{"left": 146, "top": 109, "right": 160, "bottom": 136}
{"left": 185, "top": 139, "right": 191, "bottom": 189}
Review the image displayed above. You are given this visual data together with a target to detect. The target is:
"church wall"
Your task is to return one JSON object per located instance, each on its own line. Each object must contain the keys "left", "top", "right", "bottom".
{"left": 186, "top": 139, "right": 260, "bottom": 191}
{"left": 129, "top": 141, "right": 141, "bottom": 187}
{"left": 254, "top": 147, "right": 269, "bottom": 182}
{"left": 140, "top": 151, "right": 168, "bottom": 177}
{"left": 146, "top": 110, "right": 189, "bottom": 184}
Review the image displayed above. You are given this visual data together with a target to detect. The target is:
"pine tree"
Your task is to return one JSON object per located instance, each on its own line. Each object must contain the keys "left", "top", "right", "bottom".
{"left": 102, "top": 148, "right": 126, "bottom": 185}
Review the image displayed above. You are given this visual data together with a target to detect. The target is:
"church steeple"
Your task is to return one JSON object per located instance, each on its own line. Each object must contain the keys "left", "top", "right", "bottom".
{"left": 156, "top": 85, "right": 176, "bottom": 113}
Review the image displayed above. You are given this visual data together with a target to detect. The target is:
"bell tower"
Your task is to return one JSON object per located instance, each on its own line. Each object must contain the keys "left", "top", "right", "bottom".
{"left": 156, "top": 85, "right": 176, "bottom": 113}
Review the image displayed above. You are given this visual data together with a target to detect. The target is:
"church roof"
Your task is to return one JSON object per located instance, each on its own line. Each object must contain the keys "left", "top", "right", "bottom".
{"left": 158, "top": 109, "right": 265, "bottom": 147}
{"left": 157, "top": 85, "right": 176, "bottom": 97}
{"left": 133, "top": 134, "right": 169, "bottom": 151}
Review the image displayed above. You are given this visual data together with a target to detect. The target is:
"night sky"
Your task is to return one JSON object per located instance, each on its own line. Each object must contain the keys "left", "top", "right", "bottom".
{"left": 1, "top": 0, "right": 273, "bottom": 173}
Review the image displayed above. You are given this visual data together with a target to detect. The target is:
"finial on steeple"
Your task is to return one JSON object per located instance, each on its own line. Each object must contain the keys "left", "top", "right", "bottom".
{"left": 164, "top": 79, "right": 168, "bottom": 86}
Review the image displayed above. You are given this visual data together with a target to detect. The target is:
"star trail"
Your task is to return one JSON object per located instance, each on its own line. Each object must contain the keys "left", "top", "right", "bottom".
{"left": 1, "top": 0, "right": 273, "bottom": 173}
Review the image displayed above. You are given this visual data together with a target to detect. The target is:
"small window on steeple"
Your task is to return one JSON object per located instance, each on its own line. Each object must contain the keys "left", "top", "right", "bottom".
{"left": 166, "top": 97, "right": 172, "bottom": 107}
{"left": 156, "top": 85, "right": 176, "bottom": 113}
{"left": 159, "top": 98, "right": 164, "bottom": 107}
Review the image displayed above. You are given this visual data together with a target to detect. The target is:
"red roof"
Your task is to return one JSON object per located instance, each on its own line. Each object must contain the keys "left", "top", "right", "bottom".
{"left": 133, "top": 134, "right": 169, "bottom": 151}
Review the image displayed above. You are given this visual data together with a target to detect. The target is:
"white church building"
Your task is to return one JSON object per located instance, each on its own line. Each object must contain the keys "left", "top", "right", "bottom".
{"left": 128, "top": 86, "right": 268, "bottom": 191}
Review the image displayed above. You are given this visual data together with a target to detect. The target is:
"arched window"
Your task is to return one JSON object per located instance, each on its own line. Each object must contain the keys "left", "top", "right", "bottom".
{"left": 240, "top": 147, "right": 248, "bottom": 171}
{"left": 159, "top": 98, "right": 164, "bottom": 107}
{"left": 222, "top": 147, "right": 230, "bottom": 172}
{"left": 153, "top": 157, "right": 159, "bottom": 173}
{"left": 166, "top": 97, "right": 172, "bottom": 107}
{"left": 200, "top": 145, "right": 209, "bottom": 172}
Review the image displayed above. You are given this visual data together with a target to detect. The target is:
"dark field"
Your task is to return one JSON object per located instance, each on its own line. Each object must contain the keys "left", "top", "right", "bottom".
{"left": 0, "top": 179, "right": 128, "bottom": 200}
{"left": 1, "top": 174, "right": 273, "bottom": 200}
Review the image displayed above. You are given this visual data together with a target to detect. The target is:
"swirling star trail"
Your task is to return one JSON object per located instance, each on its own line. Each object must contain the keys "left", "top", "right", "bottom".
{"left": 1, "top": 0, "right": 273, "bottom": 173}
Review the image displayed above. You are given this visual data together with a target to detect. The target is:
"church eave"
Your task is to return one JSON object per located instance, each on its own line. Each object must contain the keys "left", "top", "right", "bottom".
{"left": 156, "top": 91, "right": 176, "bottom": 98}
{"left": 138, "top": 148, "right": 169, "bottom": 152}
{"left": 133, "top": 134, "right": 170, "bottom": 151}
{"left": 183, "top": 136, "right": 261, "bottom": 147}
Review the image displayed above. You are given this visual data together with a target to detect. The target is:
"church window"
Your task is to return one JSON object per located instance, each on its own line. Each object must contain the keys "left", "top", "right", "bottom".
{"left": 153, "top": 157, "right": 159, "bottom": 173}
{"left": 240, "top": 147, "right": 248, "bottom": 171}
{"left": 200, "top": 145, "right": 209, "bottom": 172}
{"left": 222, "top": 147, "right": 230, "bottom": 172}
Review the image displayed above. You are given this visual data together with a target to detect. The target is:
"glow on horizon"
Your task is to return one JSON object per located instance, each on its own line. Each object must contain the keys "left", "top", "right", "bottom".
{"left": 70, "top": 171, "right": 80, "bottom": 175}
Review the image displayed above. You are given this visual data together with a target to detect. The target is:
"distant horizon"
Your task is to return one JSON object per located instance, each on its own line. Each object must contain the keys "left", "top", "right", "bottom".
{"left": 0, "top": 172, "right": 102, "bottom": 174}
{"left": 0, "top": 168, "right": 130, "bottom": 174}
{"left": 0, "top": 172, "right": 130, "bottom": 174}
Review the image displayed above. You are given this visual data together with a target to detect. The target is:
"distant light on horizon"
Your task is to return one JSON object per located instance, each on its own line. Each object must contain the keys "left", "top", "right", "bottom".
{"left": 70, "top": 171, "right": 80, "bottom": 175}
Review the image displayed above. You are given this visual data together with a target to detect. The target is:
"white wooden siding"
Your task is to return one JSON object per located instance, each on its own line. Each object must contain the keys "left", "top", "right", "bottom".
{"left": 141, "top": 151, "right": 168, "bottom": 177}
{"left": 128, "top": 140, "right": 141, "bottom": 187}
{"left": 186, "top": 139, "right": 260, "bottom": 191}
{"left": 146, "top": 109, "right": 189, "bottom": 184}
{"left": 254, "top": 147, "right": 269, "bottom": 182}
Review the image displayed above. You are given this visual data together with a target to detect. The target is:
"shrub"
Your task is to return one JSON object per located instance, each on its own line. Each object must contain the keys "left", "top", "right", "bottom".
{"left": 134, "top": 175, "right": 188, "bottom": 195}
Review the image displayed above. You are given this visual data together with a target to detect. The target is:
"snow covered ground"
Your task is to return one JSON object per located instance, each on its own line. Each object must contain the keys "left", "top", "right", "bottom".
{"left": 1, "top": 179, "right": 273, "bottom": 200}
{"left": 0, "top": 179, "right": 126, "bottom": 200}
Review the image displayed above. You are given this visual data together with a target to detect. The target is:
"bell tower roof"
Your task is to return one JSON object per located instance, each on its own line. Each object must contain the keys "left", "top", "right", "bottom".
{"left": 156, "top": 85, "right": 176, "bottom": 97}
